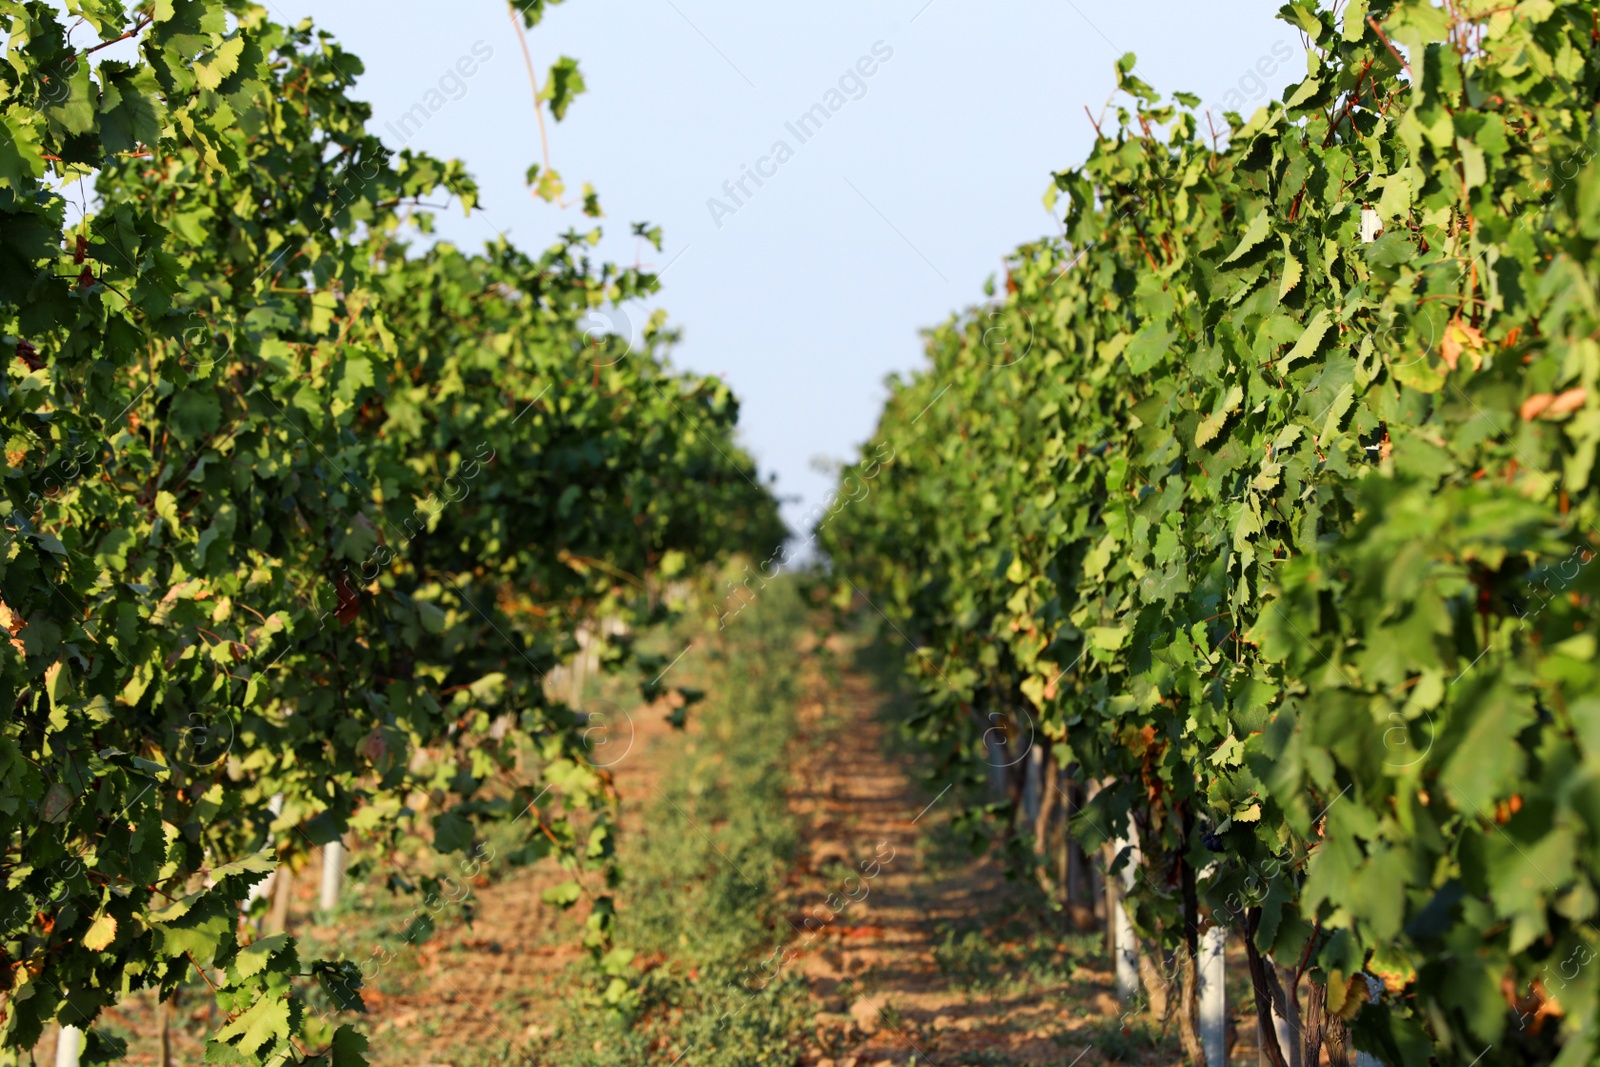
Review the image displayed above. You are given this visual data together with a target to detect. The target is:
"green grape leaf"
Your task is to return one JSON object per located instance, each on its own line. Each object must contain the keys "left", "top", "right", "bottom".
{"left": 540, "top": 56, "right": 586, "bottom": 121}
{"left": 211, "top": 993, "right": 292, "bottom": 1059}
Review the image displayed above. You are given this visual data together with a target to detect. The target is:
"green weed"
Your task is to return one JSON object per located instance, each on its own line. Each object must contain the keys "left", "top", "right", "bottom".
{"left": 505, "top": 579, "right": 814, "bottom": 1067}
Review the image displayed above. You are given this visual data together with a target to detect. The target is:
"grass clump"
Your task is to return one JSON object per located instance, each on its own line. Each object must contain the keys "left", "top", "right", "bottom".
{"left": 523, "top": 578, "right": 814, "bottom": 1067}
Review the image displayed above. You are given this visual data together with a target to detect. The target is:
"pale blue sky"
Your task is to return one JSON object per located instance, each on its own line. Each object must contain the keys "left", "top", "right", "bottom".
{"left": 266, "top": 1, "right": 1301, "bottom": 533}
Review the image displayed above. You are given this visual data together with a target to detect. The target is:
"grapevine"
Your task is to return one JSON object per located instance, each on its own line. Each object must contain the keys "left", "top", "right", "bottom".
{"left": 0, "top": 1, "right": 780, "bottom": 1063}
{"left": 823, "top": 3, "right": 1600, "bottom": 1064}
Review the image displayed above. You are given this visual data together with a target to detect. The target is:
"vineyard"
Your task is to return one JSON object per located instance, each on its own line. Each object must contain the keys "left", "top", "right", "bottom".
{"left": 2, "top": 0, "right": 1598, "bottom": 1064}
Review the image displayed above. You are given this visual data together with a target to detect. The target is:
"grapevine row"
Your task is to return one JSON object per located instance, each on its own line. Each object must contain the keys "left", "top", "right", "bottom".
{"left": 0, "top": 2, "right": 781, "bottom": 1063}
{"left": 823, "top": 3, "right": 1600, "bottom": 1065}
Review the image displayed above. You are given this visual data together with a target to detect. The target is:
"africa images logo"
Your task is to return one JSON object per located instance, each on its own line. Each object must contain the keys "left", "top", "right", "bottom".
{"left": 706, "top": 42, "right": 895, "bottom": 228}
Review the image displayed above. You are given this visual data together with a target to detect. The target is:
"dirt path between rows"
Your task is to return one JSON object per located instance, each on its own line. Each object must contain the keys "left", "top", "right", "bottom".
{"left": 74, "top": 621, "right": 1196, "bottom": 1067}
{"left": 783, "top": 637, "right": 1183, "bottom": 1067}
{"left": 86, "top": 681, "right": 689, "bottom": 1066}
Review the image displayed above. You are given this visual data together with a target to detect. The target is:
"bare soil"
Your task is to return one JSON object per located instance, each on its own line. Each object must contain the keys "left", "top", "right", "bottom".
{"left": 47, "top": 623, "right": 1278, "bottom": 1067}
{"left": 779, "top": 637, "right": 1185, "bottom": 1067}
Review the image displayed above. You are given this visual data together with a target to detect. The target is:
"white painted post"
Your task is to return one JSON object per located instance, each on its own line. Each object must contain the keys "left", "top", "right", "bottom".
{"left": 1274, "top": 1001, "right": 1302, "bottom": 1067}
{"left": 1360, "top": 206, "right": 1383, "bottom": 243}
{"left": 319, "top": 840, "right": 345, "bottom": 912}
{"left": 1113, "top": 893, "right": 1139, "bottom": 1001}
{"left": 54, "top": 1024, "right": 81, "bottom": 1067}
{"left": 569, "top": 649, "right": 585, "bottom": 706}
{"left": 1111, "top": 834, "right": 1141, "bottom": 1003}
{"left": 245, "top": 866, "right": 275, "bottom": 908}
{"left": 246, "top": 794, "right": 285, "bottom": 916}
{"left": 569, "top": 624, "right": 591, "bottom": 707}
{"left": 1257, "top": 959, "right": 1305, "bottom": 1067}
{"left": 1199, "top": 925, "right": 1226, "bottom": 1067}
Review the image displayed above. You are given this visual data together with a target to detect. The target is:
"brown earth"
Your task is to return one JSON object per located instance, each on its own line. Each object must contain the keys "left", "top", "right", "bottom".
{"left": 41, "top": 624, "right": 1275, "bottom": 1067}
{"left": 779, "top": 638, "right": 1185, "bottom": 1067}
{"left": 55, "top": 675, "right": 688, "bottom": 1066}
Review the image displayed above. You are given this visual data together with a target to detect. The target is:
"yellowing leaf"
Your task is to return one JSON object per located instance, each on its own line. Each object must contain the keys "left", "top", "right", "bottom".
{"left": 82, "top": 913, "right": 118, "bottom": 951}
{"left": 0, "top": 599, "right": 26, "bottom": 656}
{"left": 194, "top": 35, "right": 246, "bottom": 92}
{"left": 542, "top": 880, "right": 583, "bottom": 908}
{"left": 1522, "top": 388, "right": 1586, "bottom": 420}
{"left": 1439, "top": 320, "right": 1484, "bottom": 372}
{"left": 1089, "top": 626, "right": 1129, "bottom": 651}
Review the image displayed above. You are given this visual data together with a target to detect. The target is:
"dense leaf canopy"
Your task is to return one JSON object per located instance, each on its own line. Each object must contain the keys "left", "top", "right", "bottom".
{"left": 0, "top": 1, "right": 782, "bottom": 1062}
{"left": 823, "top": 2, "right": 1600, "bottom": 1064}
